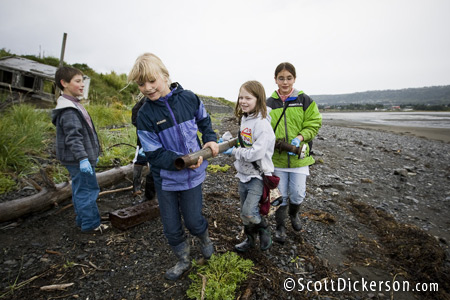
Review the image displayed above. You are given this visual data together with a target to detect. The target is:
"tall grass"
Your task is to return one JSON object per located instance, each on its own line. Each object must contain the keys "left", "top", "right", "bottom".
{"left": 0, "top": 104, "right": 52, "bottom": 173}
{"left": 87, "top": 103, "right": 131, "bottom": 128}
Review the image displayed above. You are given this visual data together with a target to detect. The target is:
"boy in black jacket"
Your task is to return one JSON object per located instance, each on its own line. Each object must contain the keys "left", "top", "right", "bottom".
{"left": 51, "top": 66, "right": 106, "bottom": 233}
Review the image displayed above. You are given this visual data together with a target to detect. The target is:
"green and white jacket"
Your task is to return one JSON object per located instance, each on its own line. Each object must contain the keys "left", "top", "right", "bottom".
{"left": 266, "top": 89, "right": 322, "bottom": 168}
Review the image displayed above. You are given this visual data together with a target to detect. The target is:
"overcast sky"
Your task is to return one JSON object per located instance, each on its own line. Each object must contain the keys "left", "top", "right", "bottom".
{"left": 1, "top": 0, "right": 449, "bottom": 102}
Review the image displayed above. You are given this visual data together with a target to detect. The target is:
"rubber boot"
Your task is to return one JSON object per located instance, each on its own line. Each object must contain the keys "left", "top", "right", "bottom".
{"left": 289, "top": 203, "right": 302, "bottom": 231}
{"left": 258, "top": 218, "right": 272, "bottom": 251}
{"left": 198, "top": 230, "right": 214, "bottom": 259}
{"left": 132, "top": 164, "right": 143, "bottom": 197}
{"left": 235, "top": 224, "right": 257, "bottom": 252}
{"left": 144, "top": 172, "right": 155, "bottom": 200}
{"left": 274, "top": 205, "right": 288, "bottom": 243}
{"left": 165, "top": 241, "right": 191, "bottom": 281}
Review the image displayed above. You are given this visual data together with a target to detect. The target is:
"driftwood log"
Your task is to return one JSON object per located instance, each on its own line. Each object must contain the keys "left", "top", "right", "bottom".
{"left": 0, "top": 164, "right": 133, "bottom": 223}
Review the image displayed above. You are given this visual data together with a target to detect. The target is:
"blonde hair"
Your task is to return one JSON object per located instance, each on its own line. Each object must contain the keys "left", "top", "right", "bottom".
{"left": 234, "top": 80, "right": 267, "bottom": 120}
{"left": 128, "top": 53, "right": 171, "bottom": 85}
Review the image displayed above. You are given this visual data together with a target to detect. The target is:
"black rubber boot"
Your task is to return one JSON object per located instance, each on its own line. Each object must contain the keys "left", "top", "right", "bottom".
{"left": 235, "top": 224, "right": 257, "bottom": 252}
{"left": 165, "top": 241, "right": 191, "bottom": 281}
{"left": 274, "top": 205, "right": 288, "bottom": 243}
{"left": 198, "top": 230, "right": 214, "bottom": 259}
{"left": 289, "top": 203, "right": 302, "bottom": 231}
{"left": 258, "top": 218, "right": 272, "bottom": 251}
{"left": 132, "top": 164, "right": 143, "bottom": 196}
{"left": 144, "top": 172, "right": 155, "bottom": 200}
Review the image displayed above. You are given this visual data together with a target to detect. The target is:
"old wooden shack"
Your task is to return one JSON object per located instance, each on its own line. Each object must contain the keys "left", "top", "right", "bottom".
{"left": 0, "top": 56, "right": 90, "bottom": 107}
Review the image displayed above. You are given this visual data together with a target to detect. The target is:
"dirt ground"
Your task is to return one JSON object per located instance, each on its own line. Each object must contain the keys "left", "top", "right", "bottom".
{"left": 1, "top": 115, "right": 449, "bottom": 300}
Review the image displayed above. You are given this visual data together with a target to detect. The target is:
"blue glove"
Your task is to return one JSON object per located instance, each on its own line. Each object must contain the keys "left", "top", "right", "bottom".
{"left": 96, "top": 157, "right": 99, "bottom": 164}
{"left": 138, "top": 147, "right": 145, "bottom": 157}
{"left": 217, "top": 138, "right": 223, "bottom": 143}
{"left": 223, "top": 146, "right": 235, "bottom": 155}
{"left": 288, "top": 137, "right": 301, "bottom": 156}
{"left": 80, "top": 158, "right": 93, "bottom": 175}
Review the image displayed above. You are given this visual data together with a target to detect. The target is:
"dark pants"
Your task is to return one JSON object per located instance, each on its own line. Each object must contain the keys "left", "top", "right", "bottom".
{"left": 155, "top": 183, "right": 208, "bottom": 246}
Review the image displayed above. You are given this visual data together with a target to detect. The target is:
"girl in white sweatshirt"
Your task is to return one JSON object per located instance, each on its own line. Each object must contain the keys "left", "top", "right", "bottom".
{"left": 224, "top": 80, "right": 275, "bottom": 251}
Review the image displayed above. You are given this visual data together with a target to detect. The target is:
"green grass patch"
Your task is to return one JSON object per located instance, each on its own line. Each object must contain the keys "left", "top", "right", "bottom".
{"left": 207, "top": 164, "right": 231, "bottom": 173}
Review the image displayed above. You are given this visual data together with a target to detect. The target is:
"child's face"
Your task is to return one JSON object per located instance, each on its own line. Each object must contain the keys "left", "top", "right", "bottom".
{"left": 61, "top": 74, "right": 84, "bottom": 98}
{"left": 275, "top": 69, "right": 295, "bottom": 95}
{"left": 138, "top": 76, "right": 171, "bottom": 101}
{"left": 238, "top": 87, "right": 257, "bottom": 114}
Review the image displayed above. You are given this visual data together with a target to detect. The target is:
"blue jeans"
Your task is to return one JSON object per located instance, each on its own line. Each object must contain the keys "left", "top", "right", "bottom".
{"left": 273, "top": 170, "right": 307, "bottom": 206}
{"left": 238, "top": 178, "right": 263, "bottom": 225}
{"left": 155, "top": 183, "right": 208, "bottom": 247}
{"left": 65, "top": 165, "right": 101, "bottom": 231}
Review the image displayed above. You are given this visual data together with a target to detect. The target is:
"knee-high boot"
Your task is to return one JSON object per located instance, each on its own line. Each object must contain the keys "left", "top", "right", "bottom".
{"left": 289, "top": 203, "right": 302, "bottom": 231}
{"left": 274, "top": 205, "right": 288, "bottom": 243}
{"left": 258, "top": 218, "right": 272, "bottom": 251}
{"left": 144, "top": 172, "right": 155, "bottom": 200}
{"left": 198, "top": 229, "right": 214, "bottom": 259}
{"left": 165, "top": 241, "right": 191, "bottom": 281}
{"left": 132, "top": 164, "right": 143, "bottom": 196}
{"left": 235, "top": 224, "right": 257, "bottom": 252}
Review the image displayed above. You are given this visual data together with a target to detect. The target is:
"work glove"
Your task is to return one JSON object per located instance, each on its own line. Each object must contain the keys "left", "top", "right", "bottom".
{"left": 138, "top": 147, "right": 145, "bottom": 157}
{"left": 223, "top": 146, "right": 235, "bottom": 155}
{"left": 288, "top": 137, "right": 301, "bottom": 156}
{"left": 217, "top": 138, "right": 223, "bottom": 143}
{"left": 80, "top": 158, "right": 93, "bottom": 175}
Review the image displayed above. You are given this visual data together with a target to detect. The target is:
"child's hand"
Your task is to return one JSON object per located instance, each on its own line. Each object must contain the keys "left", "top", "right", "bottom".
{"left": 288, "top": 137, "right": 301, "bottom": 156}
{"left": 80, "top": 159, "right": 93, "bottom": 175}
{"left": 204, "top": 141, "right": 219, "bottom": 157}
{"left": 189, "top": 156, "right": 203, "bottom": 169}
{"left": 223, "top": 146, "right": 235, "bottom": 155}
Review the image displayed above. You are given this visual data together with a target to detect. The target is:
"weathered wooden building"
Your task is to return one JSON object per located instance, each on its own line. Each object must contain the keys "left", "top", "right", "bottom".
{"left": 0, "top": 56, "right": 90, "bottom": 107}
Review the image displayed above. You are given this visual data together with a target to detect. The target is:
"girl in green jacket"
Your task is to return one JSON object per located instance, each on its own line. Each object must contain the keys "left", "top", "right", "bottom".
{"left": 266, "top": 62, "right": 322, "bottom": 243}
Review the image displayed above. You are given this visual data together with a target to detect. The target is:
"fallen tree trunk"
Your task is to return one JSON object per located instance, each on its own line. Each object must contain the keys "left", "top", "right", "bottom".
{"left": 0, "top": 164, "right": 134, "bottom": 223}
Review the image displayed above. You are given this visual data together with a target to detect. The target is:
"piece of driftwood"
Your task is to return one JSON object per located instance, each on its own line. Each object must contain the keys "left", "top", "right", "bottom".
{"left": 174, "top": 138, "right": 238, "bottom": 169}
{"left": 0, "top": 164, "right": 133, "bottom": 223}
{"left": 98, "top": 186, "right": 133, "bottom": 197}
{"left": 40, "top": 283, "right": 74, "bottom": 291}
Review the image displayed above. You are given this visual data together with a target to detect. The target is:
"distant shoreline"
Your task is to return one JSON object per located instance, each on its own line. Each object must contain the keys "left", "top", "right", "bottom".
{"left": 324, "top": 119, "right": 450, "bottom": 143}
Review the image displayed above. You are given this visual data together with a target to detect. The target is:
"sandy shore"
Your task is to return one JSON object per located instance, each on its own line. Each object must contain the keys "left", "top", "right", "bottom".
{"left": 324, "top": 119, "right": 450, "bottom": 143}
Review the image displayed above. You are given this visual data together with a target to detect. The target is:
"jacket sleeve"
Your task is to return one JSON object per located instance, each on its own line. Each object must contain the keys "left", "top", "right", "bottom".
{"left": 137, "top": 110, "right": 180, "bottom": 171}
{"left": 60, "top": 109, "right": 88, "bottom": 162}
{"left": 233, "top": 119, "right": 275, "bottom": 163}
{"left": 300, "top": 101, "right": 322, "bottom": 142}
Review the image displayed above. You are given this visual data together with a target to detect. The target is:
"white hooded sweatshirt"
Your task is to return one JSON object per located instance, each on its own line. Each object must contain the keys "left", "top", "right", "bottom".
{"left": 231, "top": 110, "right": 276, "bottom": 183}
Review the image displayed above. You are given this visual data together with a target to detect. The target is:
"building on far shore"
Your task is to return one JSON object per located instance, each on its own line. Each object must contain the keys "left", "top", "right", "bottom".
{"left": 0, "top": 56, "right": 90, "bottom": 107}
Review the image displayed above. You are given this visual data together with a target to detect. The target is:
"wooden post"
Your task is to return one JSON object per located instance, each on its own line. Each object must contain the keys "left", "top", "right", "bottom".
{"left": 54, "top": 33, "right": 67, "bottom": 101}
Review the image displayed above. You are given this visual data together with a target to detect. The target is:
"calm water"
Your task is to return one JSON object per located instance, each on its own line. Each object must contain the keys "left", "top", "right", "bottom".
{"left": 322, "top": 111, "right": 450, "bottom": 129}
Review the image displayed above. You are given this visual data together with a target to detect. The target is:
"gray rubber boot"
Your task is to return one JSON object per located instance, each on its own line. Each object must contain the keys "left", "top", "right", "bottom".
{"left": 198, "top": 230, "right": 214, "bottom": 259}
{"left": 274, "top": 205, "right": 288, "bottom": 243}
{"left": 235, "top": 224, "right": 257, "bottom": 252}
{"left": 132, "top": 164, "right": 143, "bottom": 196}
{"left": 165, "top": 241, "right": 191, "bottom": 281}
{"left": 289, "top": 203, "right": 302, "bottom": 231}
{"left": 258, "top": 218, "right": 272, "bottom": 251}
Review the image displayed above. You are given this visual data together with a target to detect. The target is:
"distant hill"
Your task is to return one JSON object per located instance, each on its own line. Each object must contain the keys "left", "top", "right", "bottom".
{"left": 312, "top": 85, "right": 450, "bottom": 106}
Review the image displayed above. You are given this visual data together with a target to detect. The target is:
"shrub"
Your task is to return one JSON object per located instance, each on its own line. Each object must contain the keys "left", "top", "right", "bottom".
{"left": 186, "top": 252, "right": 254, "bottom": 300}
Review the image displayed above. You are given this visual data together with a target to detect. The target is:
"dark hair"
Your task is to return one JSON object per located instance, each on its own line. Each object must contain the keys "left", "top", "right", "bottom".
{"left": 234, "top": 80, "right": 267, "bottom": 120}
{"left": 274, "top": 62, "right": 296, "bottom": 79}
{"left": 55, "top": 66, "right": 84, "bottom": 90}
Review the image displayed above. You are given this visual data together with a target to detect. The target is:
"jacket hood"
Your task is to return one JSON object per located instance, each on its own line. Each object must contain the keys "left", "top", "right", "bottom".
{"left": 51, "top": 96, "right": 78, "bottom": 124}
